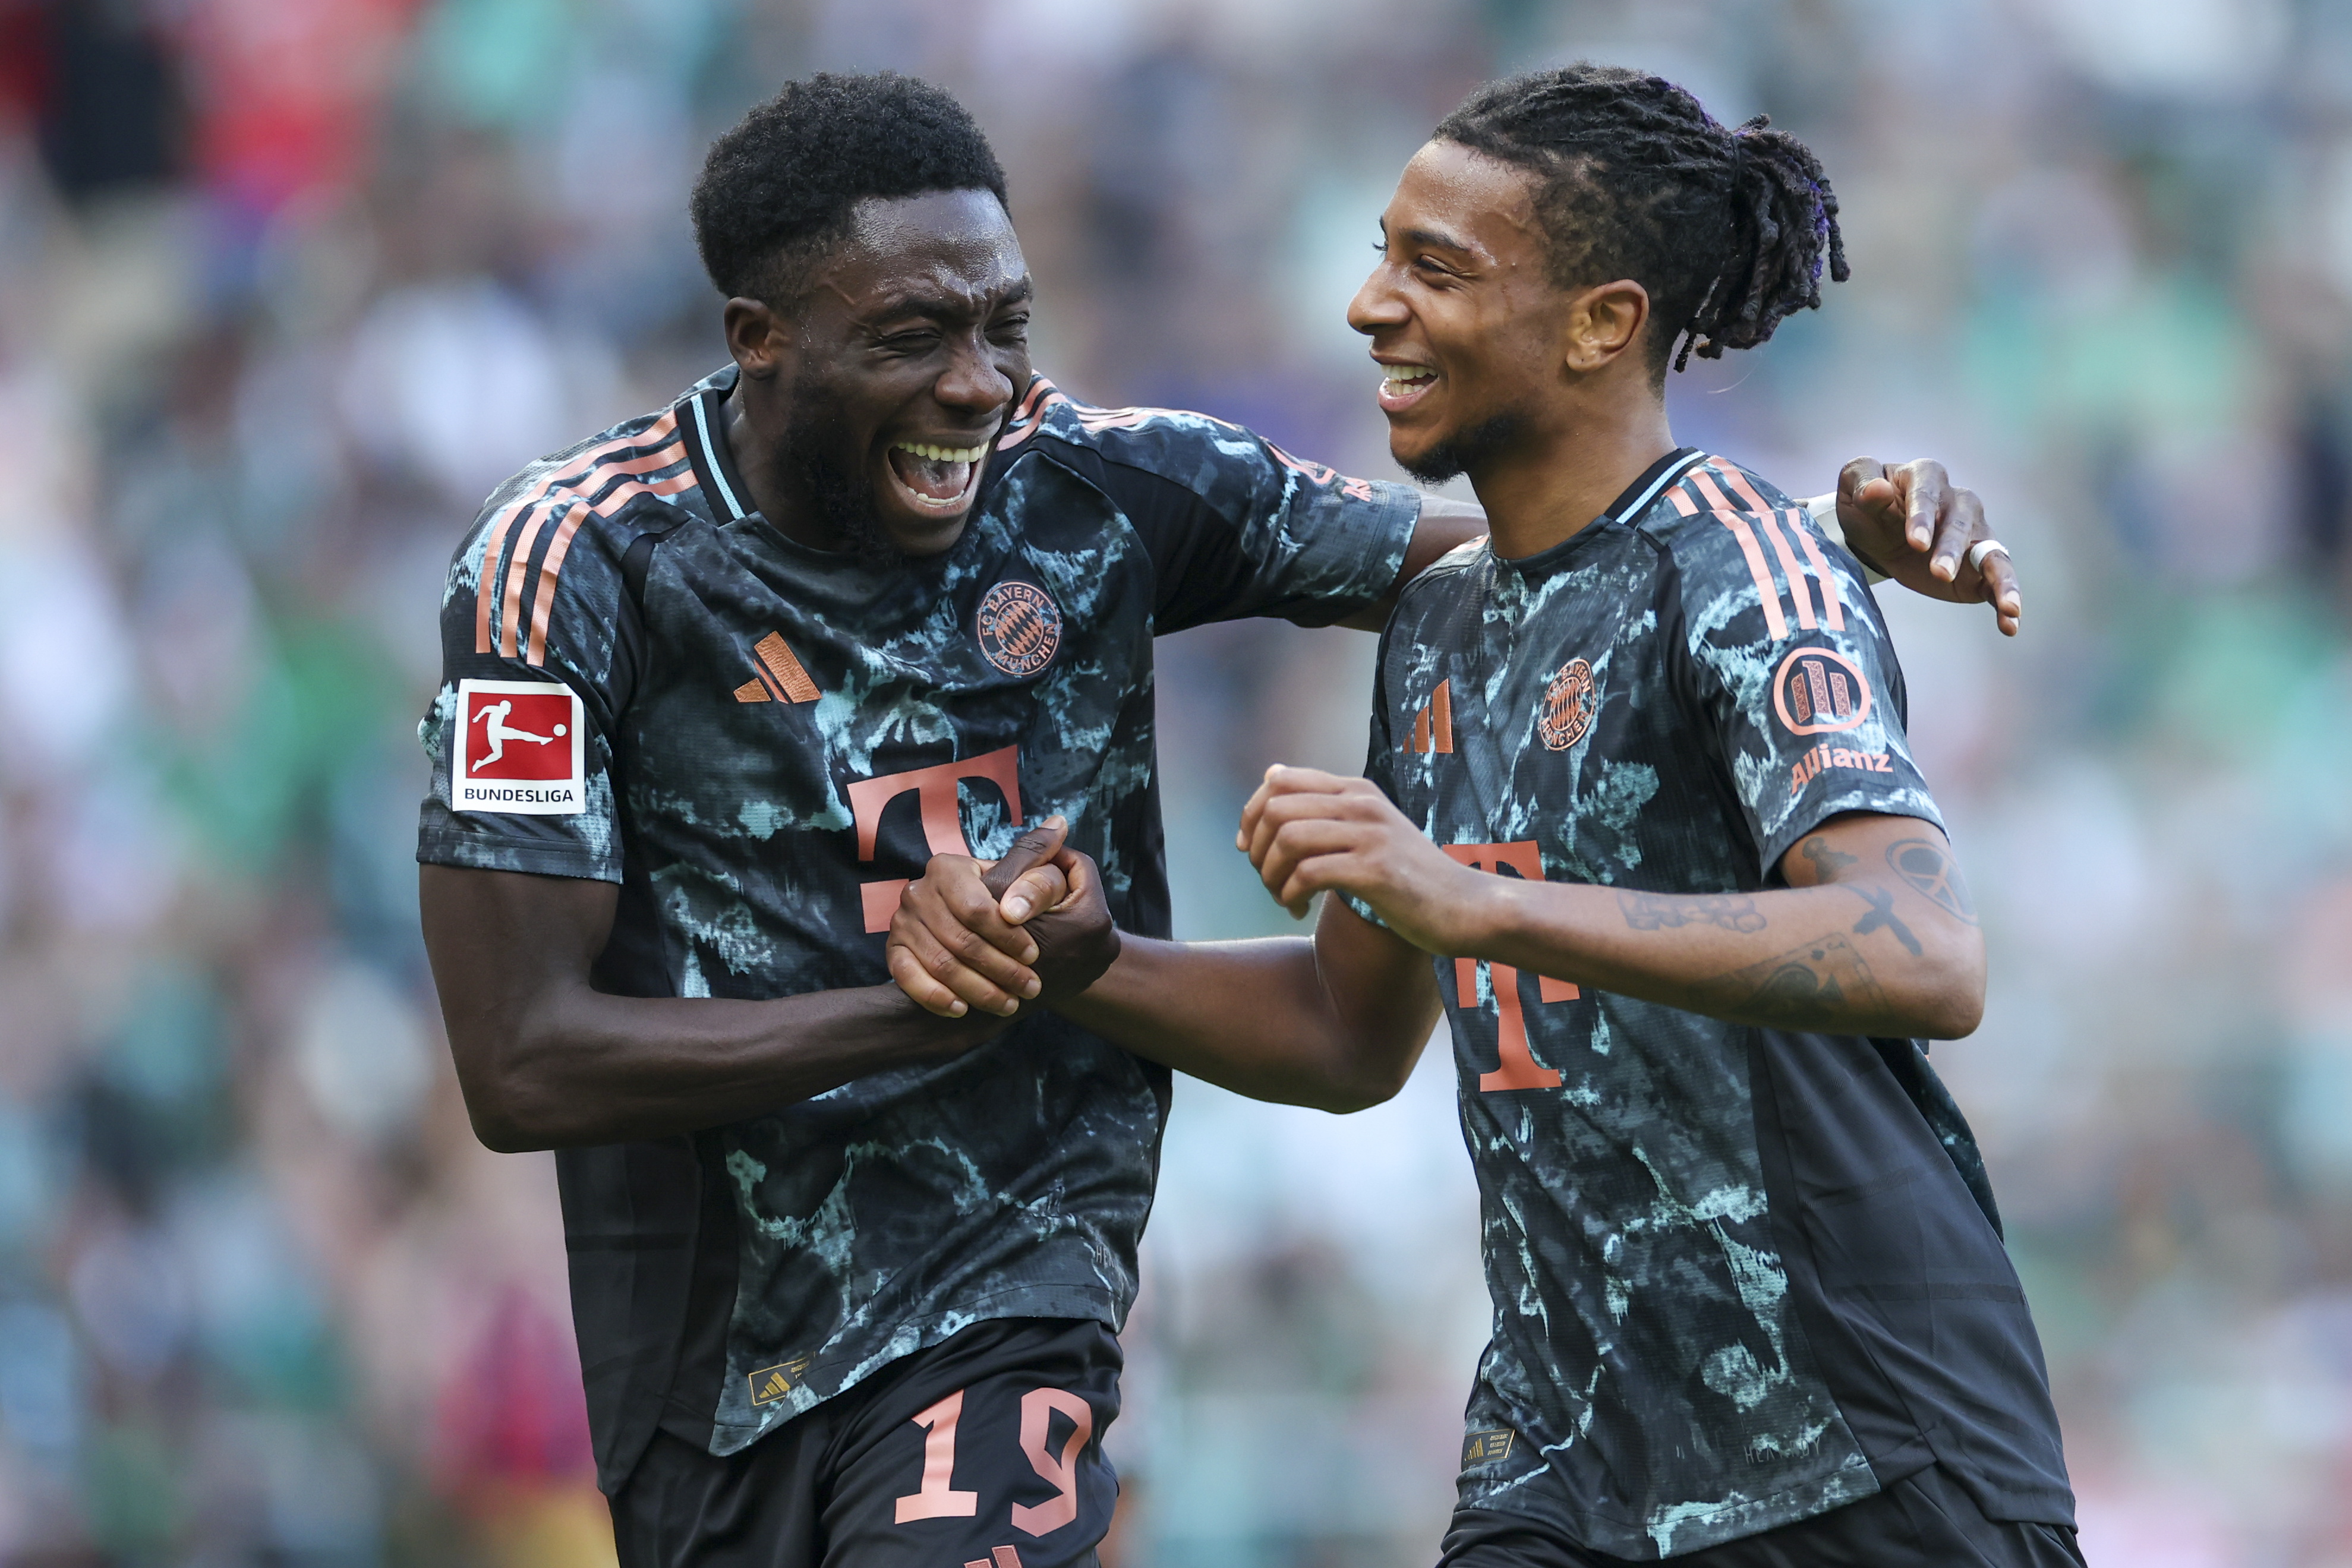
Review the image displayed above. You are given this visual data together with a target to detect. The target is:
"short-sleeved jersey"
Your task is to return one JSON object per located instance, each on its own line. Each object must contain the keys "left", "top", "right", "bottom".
{"left": 417, "top": 365, "right": 1417, "bottom": 1491}
{"left": 1363, "top": 449, "right": 2073, "bottom": 1558}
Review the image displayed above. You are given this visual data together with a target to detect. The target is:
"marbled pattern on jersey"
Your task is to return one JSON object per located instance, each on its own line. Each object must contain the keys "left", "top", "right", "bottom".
{"left": 419, "top": 367, "right": 1417, "bottom": 1477}
{"left": 1366, "top": 454, "right": 1948, "bottom": 1557}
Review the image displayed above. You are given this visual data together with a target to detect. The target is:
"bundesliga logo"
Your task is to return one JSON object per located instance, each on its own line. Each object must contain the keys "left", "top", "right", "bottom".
{"left": 453, "top": 679, "right": 585, "bottom": 816}
{"left": 976, "top": 580, "right": 1062, "bottom": 677}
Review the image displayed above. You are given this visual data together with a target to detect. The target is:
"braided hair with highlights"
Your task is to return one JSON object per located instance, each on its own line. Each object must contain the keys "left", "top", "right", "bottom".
{"left": 1433, "top": 64, "right": 1849, "bottom": 377}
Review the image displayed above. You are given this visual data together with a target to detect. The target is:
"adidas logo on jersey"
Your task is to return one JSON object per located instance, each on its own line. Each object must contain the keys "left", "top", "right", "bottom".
{"left": 734, "top": 631, "right": 820, "bottom": 703}
{"left": 1462, "top": 1428, "right": 1516, "bottom": 1467}
{"left": 747, "top": 1357, "right": 812, "bottom": 1405}
{"left": 966, "top": 1550, "right": 1028, "bottom": 1568}
{"left": 1409, "top": 679, "right": 1454, "bottom": 753}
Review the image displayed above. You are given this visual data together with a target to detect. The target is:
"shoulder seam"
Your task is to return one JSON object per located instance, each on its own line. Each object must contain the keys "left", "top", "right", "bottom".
{"left": 473, "top": 409, "right": 690, "bottom": 666}
{"left": 1635, "top": 456, "right": 1851, "bottom": 645}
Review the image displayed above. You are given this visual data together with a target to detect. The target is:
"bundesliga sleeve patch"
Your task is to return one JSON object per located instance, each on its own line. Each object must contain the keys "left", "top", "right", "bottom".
{"left": 453, "top": 679, "right": 585, "bottom": 815}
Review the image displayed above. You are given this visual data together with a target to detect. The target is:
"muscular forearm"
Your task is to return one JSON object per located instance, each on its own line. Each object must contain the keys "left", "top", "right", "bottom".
{"left": 1248, "top": 785, "right": 1985, "bottom": 1042}
{"left": 1053, "top": 932, "right": 1433, "bottom": 1113}
{"left": 451, "top": 983, "right": 1013, "bottom": 1150}
{"left": 421, "top": 863, "right": 1010, "bottom": 1151}
{"left": 1458, "top": 876, "right": 1981, "bottom": 1039}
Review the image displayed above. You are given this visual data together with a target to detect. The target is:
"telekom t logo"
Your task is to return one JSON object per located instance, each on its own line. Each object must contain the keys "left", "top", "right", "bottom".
{"left": 1443, "top": 842, "right": 1579, "bottom": 1092}
{"left": 845, "top": 746, "right": 1024, "bottom": 932}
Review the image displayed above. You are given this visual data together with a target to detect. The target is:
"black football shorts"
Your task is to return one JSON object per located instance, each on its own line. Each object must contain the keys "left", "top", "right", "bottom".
{"left": 610, "top": 1317, "right": 1121, "bottom": 1568}
{"left": 1438, "top": 1463, "right": 2086, "bottom": 1568}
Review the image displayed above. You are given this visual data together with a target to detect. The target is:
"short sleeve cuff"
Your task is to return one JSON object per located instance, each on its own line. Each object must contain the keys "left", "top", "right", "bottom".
{"left": 1758, "top": 793, "right": 1946, "bottom": 884}
{"left": 417, "top": 818, "right": 622, "bottom": 884}
{"left": 1282, "top": 482, "right": 1421, "bottom": 627}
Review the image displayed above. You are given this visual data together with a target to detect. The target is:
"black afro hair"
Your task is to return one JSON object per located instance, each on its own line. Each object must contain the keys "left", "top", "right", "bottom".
{"left": 690, "top": 72, "right": 1010, "bottom": 305}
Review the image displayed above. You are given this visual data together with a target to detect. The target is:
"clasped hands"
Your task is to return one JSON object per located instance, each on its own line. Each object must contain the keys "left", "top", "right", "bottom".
{"left": 888, "top": 774, "right": 1490, "bottom": 1018}
{"left": 886, "top": 816, "right": 1121, "bottom": 1019}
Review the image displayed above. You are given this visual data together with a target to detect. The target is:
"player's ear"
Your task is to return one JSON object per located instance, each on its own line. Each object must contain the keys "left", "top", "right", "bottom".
{"left": 723, "top": 297, "right": 795, "bottom": 381}
{"left": 1561, "top": 279, "right": 1649, "bottom": 374}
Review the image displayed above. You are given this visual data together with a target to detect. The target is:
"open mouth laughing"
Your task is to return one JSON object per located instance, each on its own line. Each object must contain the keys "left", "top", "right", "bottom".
{"left": 884, "top": 440, "right": 989, "bottom": 513}
{"left": 1377, "top": 362, "right": 1437, "bottom": 413}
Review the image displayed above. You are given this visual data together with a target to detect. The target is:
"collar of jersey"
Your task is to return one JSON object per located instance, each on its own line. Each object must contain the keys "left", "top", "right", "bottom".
{"left": 682, "top": 366, "right": 756, "bottom": 524}
{"left": 1492, "top": 446, "right": 1707, "bottom": 576}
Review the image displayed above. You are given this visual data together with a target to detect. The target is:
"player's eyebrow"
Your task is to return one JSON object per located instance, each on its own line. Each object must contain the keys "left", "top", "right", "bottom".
{"left": 871, "top": 276, "right": 1035, "bottom": 326}
{"left": 1399, "top": 225, "right": 1475, "bottom": 255}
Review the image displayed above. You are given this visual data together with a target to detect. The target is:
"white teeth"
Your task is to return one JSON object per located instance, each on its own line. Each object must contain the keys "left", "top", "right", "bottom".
{"left": 1382, "top": 365, "right": 1436, "bottom": 386}
{"left": 897, "top": 442, "right": 985, "bottom": 462}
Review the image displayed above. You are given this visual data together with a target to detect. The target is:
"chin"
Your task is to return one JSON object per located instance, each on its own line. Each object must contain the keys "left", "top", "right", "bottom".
{"left": 1393, "top": 432, "right": 1467, "bottom": 487}
{"left": 1396, "top": 409, "right": 1523, "bottom": 487}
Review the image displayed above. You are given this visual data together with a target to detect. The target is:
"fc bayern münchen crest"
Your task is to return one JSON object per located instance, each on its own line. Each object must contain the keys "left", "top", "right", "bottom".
{"left": 976, "top": 580, "right": 1063, "bottom": 677}
{"left": 1538, "top": 658, "right": 1596, "bottom": 750}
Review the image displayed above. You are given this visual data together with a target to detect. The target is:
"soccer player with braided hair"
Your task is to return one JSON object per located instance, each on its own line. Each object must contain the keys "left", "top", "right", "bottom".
{"left": 890, "top": 64, "right": 2078, "bottom": 1566}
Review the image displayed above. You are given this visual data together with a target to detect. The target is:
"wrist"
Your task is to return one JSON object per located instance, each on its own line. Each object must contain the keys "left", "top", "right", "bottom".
{"left": 1431, "top": 862, "right": 1512, "bottom": 956}
{"left": 877, "top": 983, "right": 1014, "bottom": 1056}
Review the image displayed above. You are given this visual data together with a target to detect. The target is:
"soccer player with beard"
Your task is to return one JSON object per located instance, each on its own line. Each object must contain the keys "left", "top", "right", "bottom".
{"left": 889, "top": 67, "right": 2077, "bottom": 1568}
{"left": 419, "top": 71, "right": 2028, "bottom": 1567}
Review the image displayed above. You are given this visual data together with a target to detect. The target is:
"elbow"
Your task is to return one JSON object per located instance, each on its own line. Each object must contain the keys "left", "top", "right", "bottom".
{"left": 1303, "top": 1050, "right": 1418, "bottom": 1115}
{"left": 449, "top": 1033, "right": 565, "bottom": 1153}
{"left": 1898, "top": 932, "right": 1986, "bottom": 1041}
{"left": 1909, "top": 988, "right": 1983, "bottom": 1043}
{"left": 458, "top": 1075, "right": 553, "bottom": 1154}
{"left": 465, "top": 1099, "right": 548, "bottom": 1154}
{"left": 1307, "top": 1081, "right": 1398, "bottom": 1116}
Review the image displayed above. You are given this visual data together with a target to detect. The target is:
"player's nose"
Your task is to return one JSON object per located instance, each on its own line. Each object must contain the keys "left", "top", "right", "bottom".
{"left": 934, "top": 335, "right": 1014, "bottom": 417}
{"left": 1348, "top": 266, "right": 1410, "bottom": 336}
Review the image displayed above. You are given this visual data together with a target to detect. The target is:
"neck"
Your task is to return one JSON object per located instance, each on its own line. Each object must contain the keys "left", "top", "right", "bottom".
{"left": 725, "top": 382, "right": 838, "bottom": 550}
{"left": 1467, "top": 386, "right": 1677, "bottom": 560}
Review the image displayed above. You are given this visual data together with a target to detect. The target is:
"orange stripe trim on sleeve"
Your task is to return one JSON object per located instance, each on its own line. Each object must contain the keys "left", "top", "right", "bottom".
{"left": 519, "top": 442, "right": 689, "bottom": 665}
{"left": 473, "top": 508, "right": 522, "bottom": 654}
{"left": 1755, "top": 509, "right": 1819, "bottom": 632}
{"left": 1787, "top": 509, "right": 1846, "bottom": 630}
{"left": 589, "top": 468, "right": 697, "bottom": 517}
{"left": 499, "top": 507, "right": 554, "bottom": 658}
{"left": 1711, "top": 511, "right": 1790, "bottom": 641}
{"left": 1665, "top": 484, "right": 1701, "bottom": 516}
{"left": 471, "top": 413, "right": 681, "bottom": 654}
{"left": 1688, "top": 468, "right": 1792, "bottom": 640}
{"left": 1711, "top": 464, "right": 1777, "bottom": 517}
{"left": 1709, "top": 462, "right": 1842, "bottom": 632}
{"left": 1684, "top": 466, "right": 1740, "bottom": 513}
{"left": 526, "top": 499, "right": 589, "bottom": 667}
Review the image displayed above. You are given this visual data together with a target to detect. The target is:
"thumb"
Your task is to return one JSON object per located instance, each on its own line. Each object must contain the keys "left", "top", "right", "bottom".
{"left": 1839, "top": 456, "right": 1881, "bottom": 507}
{"left": 983, "top": 816, "right": 1068, "bottom": 903}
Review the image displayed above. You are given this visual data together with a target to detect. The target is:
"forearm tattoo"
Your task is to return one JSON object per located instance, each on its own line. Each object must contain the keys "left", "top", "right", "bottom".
{"left": 1617, "top": 890, "right": 1767, "bottom": 933}
{"left": 1845, "top": 884, "right": 1923, "bottom": 956}
{"left": 1885, "top": 838, "right": 1976, "bottom": 923}
{"left": 1724, "top": 934, "right": 1887, "bottom": 1026}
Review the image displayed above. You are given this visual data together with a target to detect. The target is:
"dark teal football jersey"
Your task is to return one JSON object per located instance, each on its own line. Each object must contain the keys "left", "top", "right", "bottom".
{"left": 417, "top": 365, "right": 1418, "bottom": 1488}
{"left": 1363, "top": 449, "right": 2072, "bottom": 1557}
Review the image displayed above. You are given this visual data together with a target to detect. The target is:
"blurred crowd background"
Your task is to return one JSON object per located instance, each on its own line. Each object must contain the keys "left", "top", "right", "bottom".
{"left": 1, "top": 0, "right": 2348, "bottom": 1562}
